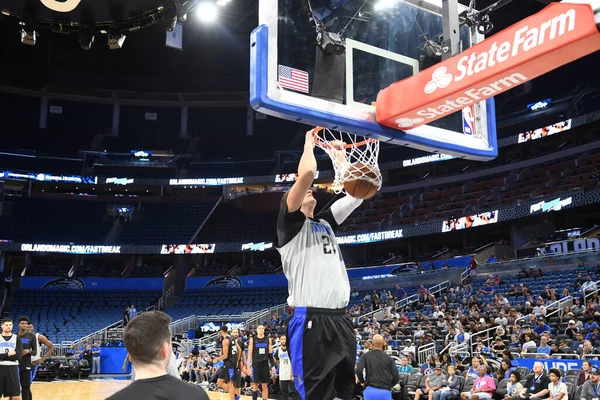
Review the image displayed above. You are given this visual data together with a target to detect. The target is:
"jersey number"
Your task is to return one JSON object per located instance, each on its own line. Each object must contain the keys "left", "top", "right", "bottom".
{"left": 321, "top": 235, "right": 336, "bottom": 255}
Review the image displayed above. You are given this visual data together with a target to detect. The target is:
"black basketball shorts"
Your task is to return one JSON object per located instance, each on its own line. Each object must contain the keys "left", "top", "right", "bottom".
{"left": 218, "top": 366, "right": 235, "bottom": 383}
{"left": 252, "top": 361, "right": 270, "bottom": 384}
{"left": 233, "top": 367, "right": 242, "bottom": 388}
{"left": 0, "top": 365, "right": 21, "bottom": 397}
{"left": 20, "top": 366, "right": 32, "bottom": 388}
{"left": 286, "top": 307, "right": 356, "bottom": 400}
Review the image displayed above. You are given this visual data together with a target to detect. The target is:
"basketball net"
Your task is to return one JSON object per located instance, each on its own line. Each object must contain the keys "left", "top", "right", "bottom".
{"left": 311, "top": 127, "right": 382, "bottom": 194}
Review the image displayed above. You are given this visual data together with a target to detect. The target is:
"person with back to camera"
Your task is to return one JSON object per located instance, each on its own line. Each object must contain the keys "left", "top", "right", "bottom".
{"left": 107, "top": 311, "right": 208, "bottom": 400}
{"left": 355, "top": 334, "right": 400, "bottom": 400}
{"left": 276, "top": 130, "right": 365, "bottom": 400}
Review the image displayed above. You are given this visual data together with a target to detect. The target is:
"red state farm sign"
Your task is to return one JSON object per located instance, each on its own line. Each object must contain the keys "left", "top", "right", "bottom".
{"left": 376, "top": 2, "right": 600, "bottom": 130}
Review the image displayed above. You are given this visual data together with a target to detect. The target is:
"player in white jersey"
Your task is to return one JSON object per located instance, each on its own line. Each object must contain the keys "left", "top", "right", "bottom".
{"left": 0, "top": 318, "right": 23, "bottom": 400}
{"left": 27, "top": 321, "right": 55, "bottom": 384}
{"left": 275, "top": 335, "right": 294, "bottom": 400}
{"left": 276, "top": 131, "right": 362, "bottom": 400}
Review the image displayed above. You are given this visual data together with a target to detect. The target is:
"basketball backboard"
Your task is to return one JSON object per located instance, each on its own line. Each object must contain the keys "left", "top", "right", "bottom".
{"left": 250, "top": 0, "right": 498, "bottom": 160}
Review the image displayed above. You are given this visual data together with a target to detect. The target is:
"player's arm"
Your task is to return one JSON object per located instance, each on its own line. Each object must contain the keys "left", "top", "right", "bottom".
{"left": 268, "top": 338, "right": 276, "bottom": 372}
{"left": 248, "top": 337, "right": 254, "bottom": 367}
{"left": 35, "top": 334, "right": 54, "bottom": 364}
{"left": 329, "top": 194, "right": 363, "bottom": 227}
{"left": 286, "top": 130, "right": 317, "bottom": 212}
{"left": 236, "top": 342, "right": 242, "bottom": 364}
{"left": 30, "top": 333, "right": 38, "bottom": 357}
{"left": 355, "top": 354, "right": 366, "bottom": 384}
{"left": 10, "top": 336, "right": 23, "bottom": 361}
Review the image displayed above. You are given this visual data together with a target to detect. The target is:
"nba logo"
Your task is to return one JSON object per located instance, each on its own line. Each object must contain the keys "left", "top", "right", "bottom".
{"left": 462, "top": 106, "right": 474, "bottom": 135}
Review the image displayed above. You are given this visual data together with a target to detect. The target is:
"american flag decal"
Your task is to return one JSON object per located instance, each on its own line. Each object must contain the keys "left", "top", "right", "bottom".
{"left": 278, "top": 65, "right": 309, "bottom": 93}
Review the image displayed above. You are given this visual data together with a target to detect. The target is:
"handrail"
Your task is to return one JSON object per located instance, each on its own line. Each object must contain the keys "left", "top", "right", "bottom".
{"left": 551, "top": 353, "right": 580, "bottom": 359}
{"left": 357, "top": 280, "right": 451, "bottom": 323}
{"left": 188, "top": 196, "right": 222, "bottom": 244}
{"left": 584, "top": 282, "right": 600, "bottom": 307}
{"left": 469, "top": 324, "right": 501, "bottom": 355}
{"left": 417, "top": 342, "right": 436, "bottom": 364}
{"left": 545, "top": 296, "right": 573, "bottom": 319}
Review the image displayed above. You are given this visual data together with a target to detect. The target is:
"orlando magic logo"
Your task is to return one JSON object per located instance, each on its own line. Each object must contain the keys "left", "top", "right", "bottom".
{"left": 41, "top": 277, "right": 85, "bottom": 291}
{"left": 204, "top": 276, "right": 242, "bottom": 289}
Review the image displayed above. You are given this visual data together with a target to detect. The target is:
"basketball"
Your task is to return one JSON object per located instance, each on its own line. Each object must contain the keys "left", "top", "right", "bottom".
{"left": 343, "top": 161, "right": 379, "bottom": 200}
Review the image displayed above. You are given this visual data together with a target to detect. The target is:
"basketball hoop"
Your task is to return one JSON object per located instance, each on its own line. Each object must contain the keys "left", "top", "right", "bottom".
{"left": 311, "top": 127, "right": 382, "bottom": 195}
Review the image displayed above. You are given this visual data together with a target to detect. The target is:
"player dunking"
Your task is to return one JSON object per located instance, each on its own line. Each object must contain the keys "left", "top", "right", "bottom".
{"left": 17, "top": 317, "right": 37, "bottom": 400}
{"left": 27, "top": 321, "right": 55, "bottom": 383}
{"left": 276, "top": 131, "right": 363, "bottom": 400}
{"left": 248, "top": 325, "right": 275, "bottom": 400}
{"left": 0, "top": 318, "right": 23, "bottom": 400}
{"left": 214, "top": 326, "right": 241, "bottom": 400}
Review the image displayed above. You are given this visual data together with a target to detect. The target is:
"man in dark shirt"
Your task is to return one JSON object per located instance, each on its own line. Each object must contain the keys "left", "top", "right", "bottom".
{"left": 511, "top": 362, "right": 549, "bottom": 400}
{"left": 356, "top": 335, "right": 400, "bottom": 400}
{"left": 81, "top": 344, "right": 93, "bottom": 368}
{"left": 106, "top": 311, "right": 208, "bottom": 400}
{"left": 17, "top": 316, "right": 37, "bottom": 400}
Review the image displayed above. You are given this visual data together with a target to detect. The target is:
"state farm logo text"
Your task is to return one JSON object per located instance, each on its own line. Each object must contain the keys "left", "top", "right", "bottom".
{"left": 40, "top": 0, "right": 81, "bottom": 12}
{"left": 412, "top": 8, "right": 576, "bottom": 123}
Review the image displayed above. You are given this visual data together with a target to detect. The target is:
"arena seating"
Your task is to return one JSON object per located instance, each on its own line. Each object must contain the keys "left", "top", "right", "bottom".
{"left": 113, "top": 199, "right": 218, "bottom": 245}
{"left": 338, "top": 149, "right": 600, "bottom": 232}
{"left": 0, "top": 197, "right": 113, "bottom": 244}
{"left": 166, "top": 287, "right": 288, "bottom": 321}
{"left": 197, "top": 202, "right": 278, "bottom": 243}
{"left": 10, "top": 290, "right": 160, "bottom": 343}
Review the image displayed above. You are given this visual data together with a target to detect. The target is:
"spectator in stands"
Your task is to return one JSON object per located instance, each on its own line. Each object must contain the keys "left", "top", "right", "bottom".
{"left": 581, "top": 276, "right": 598, "bottom": 294}
{"left": 415, "top": 365, "right": 445, "bottom": 400}
{"left": 577, "top": 261, "right": 589, "bottom": 274}
{"left": 92, "top": 342, "right": 101, "bottom": 374}
{"left": 579, "top": 340, "right": 598, "bottom": 359}
{"left": 511, "top": 362, "right": 549, "bottom": 400}
{"left": 547, "top": 368, "right": 568, "bottom": 400}
{"left": 492, "top": 337, "right": 506, "bottom": 356}
{"left": 535, "top": 317, "right": 551, "bottom": 335}
{"left": 586, "top": 327, "right": 600, "bottom": 347}
{"left": 522, "top": 334, "right": 537, "bottom": 354}
{"left": 495, "top": 358, "right": 515, "bottom": 381}
{"left": 540, "top": 286, "right": 552, "bottom": 300}
{"left": 565, "top": 320, "right": 579, "bottom": 339}
{"left": 578, "top": 360, "right": 593, "bottom": 386}
{"left": 398, "top": 356, "right": 414, "bottom": 374}
{"left": 537, "top": 337, "right": 551, "bottom": 356}
{"left": 421, "top": 355, "right": 438, "bottom": 375}
{"left": 468, "top": 256, "right": 478, "bottom": 279}
{"left": 461, "top": 365, "right": 496, "bottom": 400}
{"left": 107, "top": 311, "right": 208, "bottom": 400}
{"left": 521, "top": 285, "right": 531, "bottom": 296}
{"left": 456, "top": 327, "right": 470, "bottom": 346}
{"left": 533, "top": 300, "right": 547, "bottom": 318}
{"left": 517, "top": 268, "right": 528, "bottom": 280}
{"left": 580, "top": 365, "right": 600, "bottom": 400}
{"left": 572, "top": 299, "right": 585, "bottom": 315}
{"left": 584, "top": 317, "right": 600, "bottom": 334}
{"left": 486, "top": 254, "right": 498, "bottom": 264}
{"left": 435, "top": 365, "right": 461, "bottom": 400}
{"left": 351, "top": 288, "right": 359, "bottom": 299}
{"left": 505, "top": 371, "right": 523, "bottom": 400}
{"left": 466, "top": 357, "right": 483, "bottom": 379}
{"left": 129, "top": 304, "right": 137, "bottom": 320}
{"left": 571, "top": 332, "right": 585, "bottom": 352}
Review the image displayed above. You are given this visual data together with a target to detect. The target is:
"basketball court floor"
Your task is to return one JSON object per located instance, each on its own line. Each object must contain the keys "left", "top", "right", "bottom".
{"left": 30, "top": 380, "right": 268, "bottom": 400}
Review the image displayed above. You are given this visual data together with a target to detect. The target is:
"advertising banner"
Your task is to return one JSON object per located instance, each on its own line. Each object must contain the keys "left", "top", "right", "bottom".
{"left": 20, "top": 277, "right": 164, "bottom": 291}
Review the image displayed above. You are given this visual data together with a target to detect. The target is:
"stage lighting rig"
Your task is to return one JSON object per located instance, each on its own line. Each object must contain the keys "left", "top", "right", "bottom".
{"left": 458, "top": 0, "right": 517, "bottom": 35}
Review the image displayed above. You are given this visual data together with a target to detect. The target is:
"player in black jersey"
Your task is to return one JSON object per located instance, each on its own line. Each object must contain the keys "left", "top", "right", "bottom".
{"left": 248, "top": 325, "right": 275, "bottom": 400}
{"left": 231, "top": 329, "right": 246, "bottom": 397}
{"left": 17, "top": 317, "right": 37, "bottom": 400}
{"left": 215, "top": 326, "right": 241, "bottom": 400}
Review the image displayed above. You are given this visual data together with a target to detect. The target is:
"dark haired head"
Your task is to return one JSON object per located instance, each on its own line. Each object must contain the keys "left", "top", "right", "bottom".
{"left": 220, "top": 326, "right": 228, "bottom": 333}
{"left": 17, "top": 316, "right": 29, "bottom": 324}
{"left": 1, "top": 318, "right": 12, "bottom": 325}
{"left": 510, "top": 370, "right": 521, "bottom": 381}
{"left": 123, "top": 311, "right": 172, "bottom": 367}
{"left": 549, "top": 368, "right": 562, "bottom": 378}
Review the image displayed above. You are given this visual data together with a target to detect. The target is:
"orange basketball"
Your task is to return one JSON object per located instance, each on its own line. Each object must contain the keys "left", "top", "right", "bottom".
{"left": 343, "top": 161, "right": 379, "bottom": 200}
